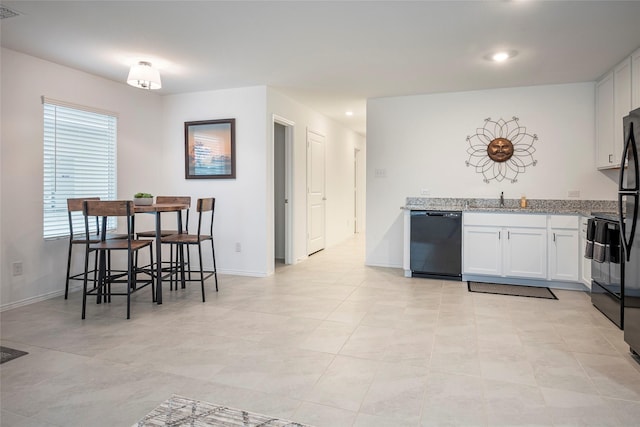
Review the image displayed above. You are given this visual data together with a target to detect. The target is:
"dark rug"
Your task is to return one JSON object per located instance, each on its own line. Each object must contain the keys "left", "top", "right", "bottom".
{"left": 0, "top": 346, "right": 28, "bottom": 364}
{"left": 135, "top": 394, "right": 313, "bottom": 426}
{"left": 468, "top": 281, "right": 557, "bottom": 300}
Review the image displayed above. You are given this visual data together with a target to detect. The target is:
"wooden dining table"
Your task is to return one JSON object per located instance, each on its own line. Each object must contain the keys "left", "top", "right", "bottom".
{"left": 134, "top": 202, "right": 189, "bottom": 304}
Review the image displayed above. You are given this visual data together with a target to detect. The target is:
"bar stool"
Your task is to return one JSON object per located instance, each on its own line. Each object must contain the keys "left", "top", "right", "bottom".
{"left": 65, "top": 197, "right": 128, "bottom": 299}
{"left": 161, "top": 197, "right": 218, "bottom": 301}
{"left": 81, "top": 200, "right": 155, "bottom": 319}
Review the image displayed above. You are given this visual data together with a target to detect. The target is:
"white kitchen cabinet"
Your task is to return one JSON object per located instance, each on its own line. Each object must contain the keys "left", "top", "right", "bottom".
{"left": 548, "top": 215, "right": 580, "bottom": 282}
{"left": 596, "top": 56, "right": 633, "bottom": 170}
{"left": 632, "top": 48, "right": 640, "bottom": 110}
{"left": 463, "top": 226, "right": 502, "bottom": 276}
{"left": 596, "top": 70, "right": 616, "bottom": 169}
{"left": 463, "top": 213, "right": 547, "bottom": 280}
{"left": 614, "top": 57, "right": 632, "bottom": 163}
{"left": 504, "top": 227, "right": 547, "bottom": 279}
{"left": 580, "top": 216, "right": 592, "bottom": 288}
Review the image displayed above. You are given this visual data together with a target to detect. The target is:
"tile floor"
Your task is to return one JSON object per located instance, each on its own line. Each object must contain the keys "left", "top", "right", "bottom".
{"left": 3, "top": 235, "right": 640, "bottom": 426}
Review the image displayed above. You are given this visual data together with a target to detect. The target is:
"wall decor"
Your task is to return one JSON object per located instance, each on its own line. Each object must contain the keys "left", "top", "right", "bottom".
{"left": 185, "top": 119, "right": 236, "bottom": 179}
{"left": 465, "top": 117, "right": 539, "bottom": 183}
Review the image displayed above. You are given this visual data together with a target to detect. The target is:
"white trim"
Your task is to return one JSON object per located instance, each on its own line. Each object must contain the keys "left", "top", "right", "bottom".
{"left": 0, "top": 288, "right": 67, "bottom": 312}
{"left": 41, "top": 96, "right": 119, "bottom": 118}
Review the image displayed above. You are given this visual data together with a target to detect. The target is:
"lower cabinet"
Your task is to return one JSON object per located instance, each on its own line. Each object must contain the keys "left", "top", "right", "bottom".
{"left": 463, "top": 212, "right": 581, "bottom": 284}
{"left": 580, "top": 216, "right": 592, "bottom": 288}
{"left": 504, "top": 227, "right": 547, "bottom": 279}
{"left": 548, "top": 215, "right": 580, "bottom": 282}
{"left": 463, "top": 213, "right": 547, "bottom": 280}
{"left": 463, "top": 226, "right": 502, "bottom": 276}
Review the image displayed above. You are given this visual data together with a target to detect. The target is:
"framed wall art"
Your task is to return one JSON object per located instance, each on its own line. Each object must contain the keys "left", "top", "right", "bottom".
{"left": 185, "top": 118, "right": 236, "bottom": 179}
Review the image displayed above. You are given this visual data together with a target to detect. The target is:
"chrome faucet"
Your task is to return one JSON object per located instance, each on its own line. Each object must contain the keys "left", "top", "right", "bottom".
{"left": 500, "top": 191, "right": 504, "bottom": 207}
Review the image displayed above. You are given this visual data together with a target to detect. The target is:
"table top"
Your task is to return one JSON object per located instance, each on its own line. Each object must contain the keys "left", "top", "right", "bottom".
{"left": 134, "top": 203, "right": 189, "bottom": 213}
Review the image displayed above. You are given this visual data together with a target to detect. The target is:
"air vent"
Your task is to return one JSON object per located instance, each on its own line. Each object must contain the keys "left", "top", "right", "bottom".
{"left": 0, "top": 5, "right": 20, "bottom": 19}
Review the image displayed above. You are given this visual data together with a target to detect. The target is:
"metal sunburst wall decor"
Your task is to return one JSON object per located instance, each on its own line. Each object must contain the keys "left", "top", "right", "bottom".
{"left": 465, "top": 116, "right": 539, "bottom": 183}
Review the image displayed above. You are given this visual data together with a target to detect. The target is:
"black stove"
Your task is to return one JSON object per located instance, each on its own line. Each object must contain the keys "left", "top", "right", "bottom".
{"left": 589, "top": 213, "right": 624, "bottom": 329}
{"left": 591, "top": 211, "right": 622, "bottom": 222}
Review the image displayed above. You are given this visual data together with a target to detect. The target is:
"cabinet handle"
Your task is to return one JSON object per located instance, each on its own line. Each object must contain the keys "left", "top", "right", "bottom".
{"left": 498, "top": 231, "right": 501, "bottom": 240}
{"left": 609, "top": 154, "right": 613, "bottom": 163}
{"left": 553, "top": 232, "right": 556, "bottom": 242}
{"left": 508, "top": 231, "right": 510, "bottom": 239}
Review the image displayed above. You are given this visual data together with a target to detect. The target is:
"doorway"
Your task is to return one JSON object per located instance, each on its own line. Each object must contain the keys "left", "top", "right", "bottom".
{"left": 273, "top": 115, "right": 294, "bottom": 266}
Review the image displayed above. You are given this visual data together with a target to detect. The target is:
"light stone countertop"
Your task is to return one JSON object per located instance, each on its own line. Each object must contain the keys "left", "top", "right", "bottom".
{"left": 404, "top": 197, "right": 618, "bottom": 216}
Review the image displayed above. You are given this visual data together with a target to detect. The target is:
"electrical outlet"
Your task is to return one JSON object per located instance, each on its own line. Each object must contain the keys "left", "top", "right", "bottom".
{"left": 568, "top": 190, "right": 580, "bottom": 198}
{"left": 374, "top": 168, "right": 387, "bottom": 178}
{"left": 420, "top": 188, "right": 430, "bottom": 196}
{"left": 235, "top": 242, "right": 241, "bottom": 252}
{"left": 12, "top": 261, "right": 23, "bottom": 276}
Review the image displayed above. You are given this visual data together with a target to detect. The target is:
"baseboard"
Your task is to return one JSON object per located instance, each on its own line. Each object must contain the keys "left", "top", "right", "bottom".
{"left": 0, "top": 288, "right": 67, "bottom": 312}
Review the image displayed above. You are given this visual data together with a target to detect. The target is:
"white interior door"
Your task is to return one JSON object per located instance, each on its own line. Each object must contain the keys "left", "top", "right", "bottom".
{"left": 307, "top": 130, "right": 326, "bottom": 255}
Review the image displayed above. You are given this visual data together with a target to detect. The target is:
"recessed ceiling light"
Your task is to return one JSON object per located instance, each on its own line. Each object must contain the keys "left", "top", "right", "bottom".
{"left": 345, "top": 111, "right": 354, "bottom": 116}
{"left": 484, "top": 50, "right": 518, "bottom": 62}
{"left": 492, "top": 52, "right": 510, "bottom": 62}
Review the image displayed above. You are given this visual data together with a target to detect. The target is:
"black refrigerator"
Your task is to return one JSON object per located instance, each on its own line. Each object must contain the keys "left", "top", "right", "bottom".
{"left": 620, "top": 108, "right": 640, "bottom": 356}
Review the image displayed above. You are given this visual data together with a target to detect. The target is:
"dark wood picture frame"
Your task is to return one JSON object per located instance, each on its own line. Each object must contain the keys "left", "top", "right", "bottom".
{"left": 185, "top": 118, "right": 236, "bottom": 179}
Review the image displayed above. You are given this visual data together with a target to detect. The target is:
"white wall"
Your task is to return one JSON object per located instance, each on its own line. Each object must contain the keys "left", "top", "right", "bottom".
{"left": 366, "top": 82, "right": 618, "bottom": 268}
{"left": 159, "top": 87, "right": 269, "bottom": 277}
{"left": 1, "top": 48, "right": 162, "bottom": 309}
{"left": 266, "top": 88, "right": 367, "bottom": 269}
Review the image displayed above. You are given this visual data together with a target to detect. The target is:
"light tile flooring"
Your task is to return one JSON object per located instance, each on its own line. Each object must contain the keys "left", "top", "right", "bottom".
{"left": 3, "top": 235, "right": 640, "bottom": 426}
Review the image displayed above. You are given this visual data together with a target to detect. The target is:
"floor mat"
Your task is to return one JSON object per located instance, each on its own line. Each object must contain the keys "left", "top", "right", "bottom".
{"left": 0, "top": 346, "right": 28, "bottom": 364}
{"left": 468, "top": 281, "right": 557, "bottom": 300}
{"left": 134, "top": 394, "right": 313, "bottom": 426}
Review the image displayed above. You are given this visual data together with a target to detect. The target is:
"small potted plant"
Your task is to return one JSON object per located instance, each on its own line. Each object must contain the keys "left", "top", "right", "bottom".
{"left": 133, "top": 192, "right": 154, "bottom": 206}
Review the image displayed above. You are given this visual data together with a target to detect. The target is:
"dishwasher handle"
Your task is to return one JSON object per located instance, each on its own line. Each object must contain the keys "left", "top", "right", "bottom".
{"left": 410, "top": 211, "right": 461, "bottom": 218}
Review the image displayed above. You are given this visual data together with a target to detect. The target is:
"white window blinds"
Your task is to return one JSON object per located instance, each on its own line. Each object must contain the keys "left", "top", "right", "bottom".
{"left": 43, "top": 99, "right": 117, "bottom": 239}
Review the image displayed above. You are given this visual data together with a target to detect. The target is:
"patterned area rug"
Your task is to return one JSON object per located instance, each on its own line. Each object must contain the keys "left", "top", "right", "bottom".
{"left": 134, "top": 395, "right": 313, "bottom": 427}
{"left": 0, "top": 346, "right": 28, "bottom": 364}
{"left": 468, "top": 281, "right": 557, "bottom": 300}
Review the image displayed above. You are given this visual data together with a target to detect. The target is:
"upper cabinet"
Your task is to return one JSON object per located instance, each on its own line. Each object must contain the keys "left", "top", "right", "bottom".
{"left": 596, "top": 71, "right": 615, "bottom": 169}
{"left": 632, "top": 48, "right": 640, "bottom": 110}
{"left": 615, "top": 58, "right": 632, "bottom": 165}
{"left": 596, "top": 53, "right": 635, "bottom": 170}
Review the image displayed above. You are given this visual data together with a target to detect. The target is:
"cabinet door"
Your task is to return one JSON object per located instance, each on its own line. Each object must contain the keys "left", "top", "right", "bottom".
{"left": 504, "top": 227, "right": 547, "bottom": 279}
{"left": 614, "top": 57, "right": 632, "bottom": 166}
{"left": 549, "top": 228, "right": 580, "bottom": 282}
{"left": 596, "top": 71, "right": 616, "bottom": 169}
{"left": 579, "top": 217, "right": 592, "bottom": 288}
{"left": 463, "top": 226, "right": 501, "bottom": 276}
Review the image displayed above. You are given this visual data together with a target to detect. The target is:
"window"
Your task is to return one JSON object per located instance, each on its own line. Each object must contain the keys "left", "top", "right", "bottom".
{"left": 43, "top": 98, "right": 117, "bottom": 239}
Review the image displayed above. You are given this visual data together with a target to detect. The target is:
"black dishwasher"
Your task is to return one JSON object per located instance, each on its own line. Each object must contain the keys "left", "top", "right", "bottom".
{"left": 410, "top": 210, "right": 462, "bottom": 280}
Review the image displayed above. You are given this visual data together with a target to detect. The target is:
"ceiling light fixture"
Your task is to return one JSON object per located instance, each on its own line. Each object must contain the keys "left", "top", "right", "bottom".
{"left": 484, "top": 50, "right": 518, "bottom": 63}
{"left": 127, "top": 61, "right": 162, "bottom": 90}
{"left": 0, "top": 5, "right": 20, "bottom": 19}
{"left": 345, "top": 111, "right": 354, "bottom": 116}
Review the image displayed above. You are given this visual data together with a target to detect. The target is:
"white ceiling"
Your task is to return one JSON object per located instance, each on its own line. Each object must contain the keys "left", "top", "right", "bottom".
{"left": 3, "top": 1, "right": 640, "bottom": 135}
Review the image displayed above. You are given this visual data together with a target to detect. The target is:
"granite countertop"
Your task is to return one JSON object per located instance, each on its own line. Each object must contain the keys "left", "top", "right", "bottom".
{"left": 404, "top": 197, "right": 617, "bottom": 216}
